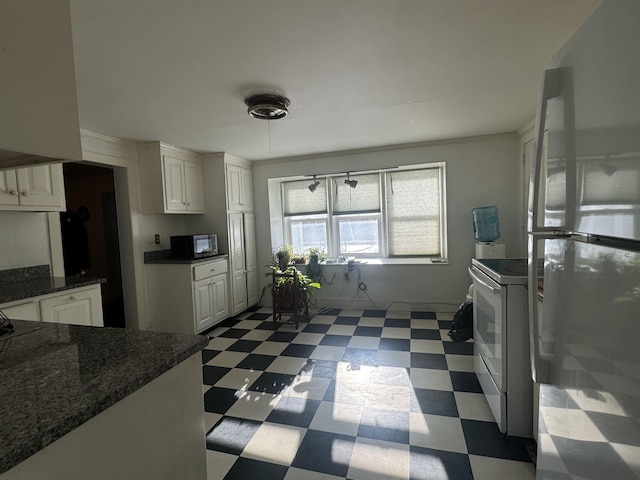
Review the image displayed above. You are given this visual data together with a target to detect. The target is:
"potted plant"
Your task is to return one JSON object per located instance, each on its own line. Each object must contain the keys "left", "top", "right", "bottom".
{"left": 268, "top": 264, "right": 320, "bottom": 303}
{"left": 274, "top": 244, "right": 294, "bottom": 271}
{"left": 305, "top": 247, "right": 326, "bottom": 284}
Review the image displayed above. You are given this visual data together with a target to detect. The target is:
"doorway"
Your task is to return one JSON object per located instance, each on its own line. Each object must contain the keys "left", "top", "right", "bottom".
{"left": 61, "top": 163, "right": 126, "bottom": 328}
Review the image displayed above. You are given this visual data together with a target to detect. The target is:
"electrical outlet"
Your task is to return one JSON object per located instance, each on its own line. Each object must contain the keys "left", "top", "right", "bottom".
{"left": 154, "top": 234, "right": 160, "bottom": 245}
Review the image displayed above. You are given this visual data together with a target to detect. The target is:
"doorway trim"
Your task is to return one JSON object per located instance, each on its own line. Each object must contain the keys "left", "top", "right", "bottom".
{"left": 48, "top": 129, "right": 149, "bottom": 331}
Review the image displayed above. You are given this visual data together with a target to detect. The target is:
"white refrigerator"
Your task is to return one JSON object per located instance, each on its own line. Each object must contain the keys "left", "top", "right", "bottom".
{"left": 527, "top": 0, "right": 640, "bottom": 479}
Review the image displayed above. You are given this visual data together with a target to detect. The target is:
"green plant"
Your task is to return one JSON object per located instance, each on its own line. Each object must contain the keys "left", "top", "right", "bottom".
{"left": 305, "top": 247, "right": 326, "bottom": 284}
{"left": 274, "top": 244, "right": 295, "bottom": 270}
{"left": 308, "top": 247, "right": 326, "bottom": 263}
{"left": 261, "top": 264, "right": 321, "bottom": 306}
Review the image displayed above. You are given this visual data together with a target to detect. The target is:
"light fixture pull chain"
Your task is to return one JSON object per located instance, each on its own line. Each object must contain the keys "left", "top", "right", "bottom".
{"left": 268, "top": 119, "right": 272, "bottom": 154}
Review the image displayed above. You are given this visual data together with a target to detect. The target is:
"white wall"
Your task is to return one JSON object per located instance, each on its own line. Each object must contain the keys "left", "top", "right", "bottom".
{"left": 0, "top": 212, "right": 51, "bottom": 269}
{"left": 252, "top": 134, "right": 519, "bottom": 311}
{"left": 138, "top": 214, "right": 189, "bottom": 253}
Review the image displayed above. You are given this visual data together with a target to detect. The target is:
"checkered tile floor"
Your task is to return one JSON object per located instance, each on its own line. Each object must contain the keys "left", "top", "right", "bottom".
{"left": 201, "top": 307, "right": 536, "bottom": 480}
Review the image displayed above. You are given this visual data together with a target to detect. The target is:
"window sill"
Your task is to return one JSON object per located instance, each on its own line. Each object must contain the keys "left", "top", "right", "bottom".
{"left": 322, "top": 257, "right": 448, "bottom": 266}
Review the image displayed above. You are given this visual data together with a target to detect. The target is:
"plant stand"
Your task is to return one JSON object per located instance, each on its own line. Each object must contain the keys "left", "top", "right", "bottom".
{"left": 271, "top": 269, "right": 309, "bottom": 330}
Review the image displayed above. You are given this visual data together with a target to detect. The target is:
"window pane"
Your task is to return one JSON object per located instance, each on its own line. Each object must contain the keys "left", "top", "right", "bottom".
{"left": 387, "top": 168, "right": 442, "bottom": 256}
{"left": 338, "top": 216, "right": 380, "bottom": 254}
{"left": 289, "top": 214, "right": 328, "bottom": 254}
{"left": 334, "top": 173, "right": 380, "bottom": 214}
{"left": 283, "top": 179, "right": 327, "bottom": 216}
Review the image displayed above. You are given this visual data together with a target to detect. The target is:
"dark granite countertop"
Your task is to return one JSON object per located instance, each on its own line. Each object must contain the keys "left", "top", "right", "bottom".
{"left": 0, "top": 265, "right": 106, "bottom": 305}
{"left": 0, "top": 320, "right": 209, "bottom": 474}
{"left": 0, "top": 275, "right": 106, "bottom": 305}
{"left": 144, "top": 249, "right": 229, "bottom": 265}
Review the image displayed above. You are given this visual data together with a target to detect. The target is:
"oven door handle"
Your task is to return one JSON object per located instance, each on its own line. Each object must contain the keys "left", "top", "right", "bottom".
{"left": 468, "top": 267, "right": 500, "bottom": 294}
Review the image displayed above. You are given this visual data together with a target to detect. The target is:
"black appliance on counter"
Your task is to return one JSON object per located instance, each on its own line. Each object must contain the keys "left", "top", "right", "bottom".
{"left": 170, "top": 234, "right": 218, "bottom": 260}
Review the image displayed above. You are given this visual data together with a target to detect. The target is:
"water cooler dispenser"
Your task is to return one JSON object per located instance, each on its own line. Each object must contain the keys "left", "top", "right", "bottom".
{"left": 472, "top": 206, "right": 505, "bottom": 259}
{"left": 475, "top": 242, "right": 505, "bottom": 259}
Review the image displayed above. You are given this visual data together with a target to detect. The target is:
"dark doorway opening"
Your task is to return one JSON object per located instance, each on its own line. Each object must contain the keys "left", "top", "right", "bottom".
{"left": 61, "top": 163, "right": 126, "bottom": 328}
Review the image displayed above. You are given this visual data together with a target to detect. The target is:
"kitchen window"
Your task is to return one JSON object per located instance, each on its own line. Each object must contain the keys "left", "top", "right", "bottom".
{"left": 281, "top": 163, "right": 446, "bottom": 259}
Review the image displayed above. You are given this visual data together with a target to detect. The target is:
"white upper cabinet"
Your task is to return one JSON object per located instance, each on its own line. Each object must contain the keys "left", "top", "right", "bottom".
{"left": 184, "top": 159, "right": 205, "bottom": 213}
{"left": 226, "top": 164, "right": 253, "bottom": 212}
{"left": 0, "top": 170, "right": 19, "bottom": 206}
{"left": 139, "top": 141, "right": 204, "bottom": 214}
{"left": 0, "top": 164, "right": 65, "bottom": 211}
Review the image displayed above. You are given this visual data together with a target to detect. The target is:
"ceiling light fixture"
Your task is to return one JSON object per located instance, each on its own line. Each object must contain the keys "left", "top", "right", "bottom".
{"left": 308, "top": 175, "right": 320, "bottom": 192}
{"left": 344, "top": 173, "right": 357, "bottom": 189}
{"left": 245, "top": 93, "right": 290, "bottom": 120}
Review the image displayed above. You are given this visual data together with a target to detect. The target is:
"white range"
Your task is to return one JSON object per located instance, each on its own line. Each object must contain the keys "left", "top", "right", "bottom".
{"left": 469, "top": 257, "right": 536, "bottom": 438}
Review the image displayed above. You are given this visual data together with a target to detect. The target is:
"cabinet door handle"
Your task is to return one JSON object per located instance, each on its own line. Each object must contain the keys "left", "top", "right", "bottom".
{"left": 9, "top": 190, "right": 18, "bottom": 196}
{"left": 69, "top": 296, "right": 77, "bottom": 301}
{"left": 21, "top": 191, "right": 30, "bottom": 196}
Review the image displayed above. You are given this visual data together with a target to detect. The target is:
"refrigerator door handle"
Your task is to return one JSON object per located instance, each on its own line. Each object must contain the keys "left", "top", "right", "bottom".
{"left": 528, "top": 68, "right": 562, "bottom": 234}
{"left": 528, "top": 234, "right": 550, "bottom": 384}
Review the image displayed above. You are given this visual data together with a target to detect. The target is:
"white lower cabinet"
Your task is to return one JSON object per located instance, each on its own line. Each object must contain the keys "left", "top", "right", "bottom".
{"left": 0, "top": 300, "right": 40, "bottom": 321}
{"left": 0, "top": 284, "right": 104, "bottom": 326}
{"left": 193, "top": 274, "right": 228, "bottom": 332}
{"left": 145, "top": 257, "right": 229, "bottom": 334}
{"left": 40, "top": 286, "right": 103, "bottom": 326}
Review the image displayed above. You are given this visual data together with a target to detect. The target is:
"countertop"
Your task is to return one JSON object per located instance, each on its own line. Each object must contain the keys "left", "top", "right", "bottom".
{"left": 0, "top": 320, "right": 209, "bottom": 474}
{"left": 0, "top": 275, "right": 105, "bottom": 305}
{"left": 0, "top": 265, "right": 105, "bottom": 305}
{"left": 144, "top": 249, "right": 229, "bottom": 265}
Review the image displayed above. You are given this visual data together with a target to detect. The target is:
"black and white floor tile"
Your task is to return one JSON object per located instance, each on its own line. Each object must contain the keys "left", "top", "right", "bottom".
{"left": 201, "top": 307, "right": 536, "bottom": 480}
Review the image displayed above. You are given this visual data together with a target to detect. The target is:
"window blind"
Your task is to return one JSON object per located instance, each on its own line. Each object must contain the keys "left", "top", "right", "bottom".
{"left": 283, "top": 179, "right": 327, "bottom": 216}
{"left": 333, "top": 173, "right": 381, "bottom": 215}
{"left": 386, "top": 168, "right": 441, "bottom": 256}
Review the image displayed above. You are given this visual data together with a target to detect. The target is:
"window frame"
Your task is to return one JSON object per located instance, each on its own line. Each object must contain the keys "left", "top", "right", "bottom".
{"left": 281, "top": 162, "right": 447, "bottom": 260}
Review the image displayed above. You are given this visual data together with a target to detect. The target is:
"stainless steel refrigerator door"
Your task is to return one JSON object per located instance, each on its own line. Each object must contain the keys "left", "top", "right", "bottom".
{"left": 535, "top": 0, "right": 640, "bottom": 241}
{"left": 535, "top": 238, "right": 640, "bottom": 479}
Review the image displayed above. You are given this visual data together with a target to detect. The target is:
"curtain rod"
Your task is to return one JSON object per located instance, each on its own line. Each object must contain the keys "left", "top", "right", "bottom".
{"left": 305, "top": 166, "right": 399, "bottom": 179}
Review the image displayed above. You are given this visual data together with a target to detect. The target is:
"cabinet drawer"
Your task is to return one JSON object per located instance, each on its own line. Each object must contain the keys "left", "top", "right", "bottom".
{"left": 193, "top": 259, "right": 228, "bottom": 281}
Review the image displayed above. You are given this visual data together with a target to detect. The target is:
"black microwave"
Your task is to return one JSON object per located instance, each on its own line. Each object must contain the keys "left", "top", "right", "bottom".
{"left": 170, "top": 234, "right": 218, "bottom": 259}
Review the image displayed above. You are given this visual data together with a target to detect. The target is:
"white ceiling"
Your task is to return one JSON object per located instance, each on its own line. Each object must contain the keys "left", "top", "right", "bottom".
{"left": 69, "top": 0, "right": 601, "bottom": 161}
